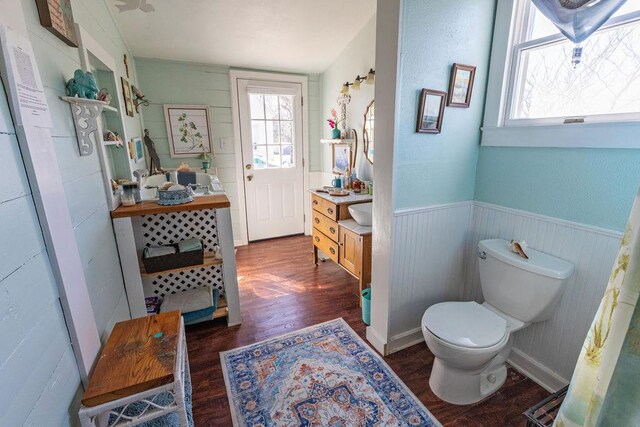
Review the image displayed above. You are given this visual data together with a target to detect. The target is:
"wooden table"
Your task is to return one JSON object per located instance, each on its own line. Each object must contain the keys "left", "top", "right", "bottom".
{"left": 78, "top": 312, "right": 189, "bottom": 426}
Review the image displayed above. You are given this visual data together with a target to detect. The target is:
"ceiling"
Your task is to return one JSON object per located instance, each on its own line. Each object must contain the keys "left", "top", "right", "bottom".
{"left": 108, "top": 0, "right": 376, "bottom": 73}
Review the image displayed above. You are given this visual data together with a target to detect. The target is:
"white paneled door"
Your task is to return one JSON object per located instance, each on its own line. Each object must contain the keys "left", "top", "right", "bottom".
{"left": 238, "top": 80, "right": 305, "bottom": 241}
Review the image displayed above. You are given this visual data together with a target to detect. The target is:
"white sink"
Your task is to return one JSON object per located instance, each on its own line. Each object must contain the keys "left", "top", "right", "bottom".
{"left": 139, "top": 172, "right": 224, "bottom": 201}
{"left": 349, "top": 202, "right": 372, "bottom": 226}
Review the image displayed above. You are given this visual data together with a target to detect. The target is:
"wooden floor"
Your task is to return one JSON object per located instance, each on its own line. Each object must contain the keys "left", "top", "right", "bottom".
{"left": 186, "top": 235, "right": 549, "bottom": 426}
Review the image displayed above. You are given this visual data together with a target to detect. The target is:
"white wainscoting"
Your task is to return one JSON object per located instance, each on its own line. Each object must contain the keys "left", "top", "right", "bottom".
{"left": 388, "top": 201, "right": 474, "bottom": 353}
{"left": 463, "top": 202, "right": 622, "bottom": 389}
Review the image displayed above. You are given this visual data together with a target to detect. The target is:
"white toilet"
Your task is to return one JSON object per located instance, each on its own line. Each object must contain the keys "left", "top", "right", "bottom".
{"left": 422, "top": 238, "right": 574, "bottom": 405}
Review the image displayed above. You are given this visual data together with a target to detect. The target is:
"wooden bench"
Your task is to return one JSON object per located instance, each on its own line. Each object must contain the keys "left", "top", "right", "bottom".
{"left": 78, "top": 311, "right": 189, "bottom": 426}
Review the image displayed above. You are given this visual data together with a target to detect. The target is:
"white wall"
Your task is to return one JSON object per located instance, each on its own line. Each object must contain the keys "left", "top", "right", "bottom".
{"left": 0, "top": 69, "right": 80, "bottom": 427}
{"left": 320, "top": 14, "right": 376, "bottom": 181}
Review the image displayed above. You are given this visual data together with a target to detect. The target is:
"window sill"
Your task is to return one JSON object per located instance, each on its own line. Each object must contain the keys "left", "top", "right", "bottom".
{"left": 480, "top": 121, "right": 640, "bottom": 149}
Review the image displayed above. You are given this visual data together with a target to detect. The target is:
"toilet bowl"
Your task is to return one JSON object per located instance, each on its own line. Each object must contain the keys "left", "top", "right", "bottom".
{"left": 422, "top": 239, "right": 574, "bottom": 405}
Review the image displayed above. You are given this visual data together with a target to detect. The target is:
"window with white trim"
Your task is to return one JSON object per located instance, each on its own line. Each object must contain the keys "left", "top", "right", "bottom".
{"left": 505, "top": 0, "right": 640, "bottom": 126}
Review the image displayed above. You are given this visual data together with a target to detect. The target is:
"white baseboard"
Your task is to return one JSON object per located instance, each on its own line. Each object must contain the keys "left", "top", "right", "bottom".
{"left": 366, "top": 326, "right": 388, "bottom": 355}
{"left": 234, "top": 239, "right": 245, "bottom": 247}
{"left": 507, "top": 348, "right": 569, "bottom": 393}
{"left": 388, "top": 327, "right": 425, "bottom": 354}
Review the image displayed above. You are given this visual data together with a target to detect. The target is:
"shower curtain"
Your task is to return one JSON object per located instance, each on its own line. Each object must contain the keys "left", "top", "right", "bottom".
{"left": 554, "top": 189, "right": 640, "bottom": 426}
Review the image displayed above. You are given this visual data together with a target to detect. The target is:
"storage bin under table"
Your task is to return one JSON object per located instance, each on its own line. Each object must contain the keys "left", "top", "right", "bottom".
{"left": 78, "top": 312, "right": 189, "bottom": 427}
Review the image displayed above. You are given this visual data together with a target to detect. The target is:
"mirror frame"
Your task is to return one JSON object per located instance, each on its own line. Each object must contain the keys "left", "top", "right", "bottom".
{"left": 363, "top": 99, "right": 374, "bottom": 164}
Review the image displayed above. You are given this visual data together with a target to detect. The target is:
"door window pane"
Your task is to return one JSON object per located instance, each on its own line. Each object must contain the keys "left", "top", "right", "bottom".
{"left": 248, "top": 93, "right": 296, "bottom": 169}
{"left": 264, "top": 95, "right": 279, "bottom": 120}
{"left": 253, "top": 145, "right": 267, "bottom": 169}
{"left": 249, "top": 94, "right": 265, "bottom": 119}
{"left": 251, "top": 120, "right": 266, "bottom": 145}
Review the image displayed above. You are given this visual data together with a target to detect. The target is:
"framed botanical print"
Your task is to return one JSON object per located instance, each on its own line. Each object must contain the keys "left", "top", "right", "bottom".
{"left": 163, "top": 104, "right": 213, "bottom": 158}
{"left": 416, "top": 89, "right": 447, "bottom": 134}
{"left": 447, "top": 63, "right": 476, "bottom": 108}
{"left": 332, "top": 143, "right": 351, "bottom": 174}
{"left": 121, "top": 77, "right": 134, "bottom": 117}
{"left": 35, "top": 0, "right": 78, "bottom": 47}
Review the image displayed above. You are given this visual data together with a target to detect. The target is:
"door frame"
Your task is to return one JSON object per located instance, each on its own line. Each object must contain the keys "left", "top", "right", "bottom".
{"left": 230, "top": 70, "right": 310, "bottom": 246}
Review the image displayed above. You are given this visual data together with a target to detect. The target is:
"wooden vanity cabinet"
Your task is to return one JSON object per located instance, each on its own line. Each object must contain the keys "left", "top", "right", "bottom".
{"left": 311, "top": 192, "right": 372, "bottom": 300}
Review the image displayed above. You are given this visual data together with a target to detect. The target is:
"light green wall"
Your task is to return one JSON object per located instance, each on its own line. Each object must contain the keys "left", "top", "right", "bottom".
{"left": 1, "top": 0, "right": 144, "bottom": 423}
{"left": 393, "top": 0, "right": 496, "bottom": 210}
{"left": 135, "top": 58, "right": 323, "bottom": 241}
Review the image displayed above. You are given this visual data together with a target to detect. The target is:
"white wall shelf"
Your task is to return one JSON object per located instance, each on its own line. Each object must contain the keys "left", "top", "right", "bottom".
{"left": 321, "top": 138, "right": 355, "bottom": 144}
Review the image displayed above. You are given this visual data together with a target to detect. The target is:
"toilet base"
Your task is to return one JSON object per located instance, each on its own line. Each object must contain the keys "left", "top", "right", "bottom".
{"left": 429, "top": 358, "right": 508, "bottom": 405}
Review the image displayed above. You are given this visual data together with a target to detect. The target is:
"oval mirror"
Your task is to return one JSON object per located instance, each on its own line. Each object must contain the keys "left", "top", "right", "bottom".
{"left": 363, "top": 99, "right": 374, "bottom": 164}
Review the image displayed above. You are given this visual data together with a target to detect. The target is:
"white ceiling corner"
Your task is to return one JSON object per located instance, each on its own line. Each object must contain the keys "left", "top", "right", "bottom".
{"left": 106, "top": 0, "right": 376, "bottom": 73}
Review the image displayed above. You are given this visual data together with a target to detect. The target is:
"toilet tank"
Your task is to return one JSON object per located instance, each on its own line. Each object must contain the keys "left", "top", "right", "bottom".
{"left": 478, "top": 239, "right": 574, "bottom": 323}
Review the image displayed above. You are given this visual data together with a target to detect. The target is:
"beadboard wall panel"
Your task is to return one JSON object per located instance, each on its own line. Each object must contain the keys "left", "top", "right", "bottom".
{"left": 389, "top": 202, "right": 473, "bottom": 342}
{"left": 464, "top": 202, "right": 622, "bottom": 382}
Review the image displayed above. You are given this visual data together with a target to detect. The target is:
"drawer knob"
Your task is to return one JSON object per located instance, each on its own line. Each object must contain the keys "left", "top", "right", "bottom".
{"left": 327, "top": 208, "right": 334, "bottom": 215}
{"left": 314, "top": 236, "right": 320, "bottom": 242}
{"left": 314, "top": 218, "right": 320, "bottom": 224}
{"left": 329, "top": 227, "right": 336, "bottom": 234}
{"left": 329, "top": 247, "right": 336, "bottom": 255}
{"left": 313, "top": 200, "right": 319, "bottom": 206}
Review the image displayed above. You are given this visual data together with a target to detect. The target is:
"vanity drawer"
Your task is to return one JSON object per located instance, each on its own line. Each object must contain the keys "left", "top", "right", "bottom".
{"left": 312, "top": 211, "right": 339, "bottom": 241}
{"left": 311, "top": 194, "right": 338, "bottom": 221}
{"left": 312, "top": 228, "right": 339, "bottom": 263}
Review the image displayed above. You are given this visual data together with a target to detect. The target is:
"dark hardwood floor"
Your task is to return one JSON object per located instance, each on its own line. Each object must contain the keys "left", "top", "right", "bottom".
{"left": 186, "top": 235, "right": 549, "bottom": 426}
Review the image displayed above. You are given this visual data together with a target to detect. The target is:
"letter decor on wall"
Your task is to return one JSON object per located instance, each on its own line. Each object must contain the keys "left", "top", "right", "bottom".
{"left": 34, "top": 0, "right": 78, "bottom": 47}
{"left": 163, "top": 104, "right": 213, "bottom": 158}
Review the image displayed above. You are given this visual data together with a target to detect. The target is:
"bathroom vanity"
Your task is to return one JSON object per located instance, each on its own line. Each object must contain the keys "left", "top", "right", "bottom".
{"left": 111, "top": 193, "right": 241, "bottom": 325}
{"left": 310, "top": 190, "right": 372, "bottom": 296}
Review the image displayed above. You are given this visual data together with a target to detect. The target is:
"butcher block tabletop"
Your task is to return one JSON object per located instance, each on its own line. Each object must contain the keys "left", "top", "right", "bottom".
{"left": 111, "top": 194, "right": 230, "bottom": 218}
{"left": 81, "top": 311, "right": 182, "bottom": 407}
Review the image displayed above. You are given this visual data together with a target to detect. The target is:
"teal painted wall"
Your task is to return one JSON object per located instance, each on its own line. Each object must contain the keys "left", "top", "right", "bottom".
{"left": 393, "top": 0, "right": 496, "bottom": 210}
{"left": 475, "top": 147, "right": 640, "bottom": 231}
{"left": 135, "top": 58, "right": 323, "bottom": 241}
{"left": 475, "top": 0, "right": 640, "bottom": 233}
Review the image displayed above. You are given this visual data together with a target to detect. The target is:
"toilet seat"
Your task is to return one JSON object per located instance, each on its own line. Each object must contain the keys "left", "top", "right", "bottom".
{"left": 423, "top": 301, "right": 507, "bottom": 349}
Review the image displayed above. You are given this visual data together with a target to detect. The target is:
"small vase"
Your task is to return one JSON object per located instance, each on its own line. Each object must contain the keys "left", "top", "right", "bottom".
{"left": 331, "top": 128, "right": 341, "bottom": 139}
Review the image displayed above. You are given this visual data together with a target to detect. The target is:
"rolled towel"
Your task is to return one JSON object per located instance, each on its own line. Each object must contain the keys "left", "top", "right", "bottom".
{"left": 178, "top": 238, "right": 202, "bottom": 253}
{"left": 144, "top": 246, "right": 176, "bottom": 258}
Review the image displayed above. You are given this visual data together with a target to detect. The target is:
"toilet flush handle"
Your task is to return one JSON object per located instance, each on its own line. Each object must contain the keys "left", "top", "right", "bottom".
{"left": 477, "top": 250, "right": 487, "bottom": 260}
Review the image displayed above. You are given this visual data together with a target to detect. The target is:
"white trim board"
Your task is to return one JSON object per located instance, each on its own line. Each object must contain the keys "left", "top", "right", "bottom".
{"left": 394, "top": 200, "right": 474, "bottom": 217}
{"left": 229, "top": 70, "right": 310, "bottom": 246}
{"left": 508, "top": 349, "right": 569, "bottom": 393}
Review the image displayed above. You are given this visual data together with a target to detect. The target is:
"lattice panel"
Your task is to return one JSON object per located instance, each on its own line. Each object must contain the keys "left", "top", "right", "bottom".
{"left": 141, "top": 210, "right": 219, "bottom": 250}
{"left": 141, "top": 209, "right": 225, "bottom": 298}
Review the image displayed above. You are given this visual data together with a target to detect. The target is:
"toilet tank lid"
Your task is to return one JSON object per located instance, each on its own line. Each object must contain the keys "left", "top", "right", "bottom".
{"left": 479, "top": 239, "right": 574, "bottom": 279}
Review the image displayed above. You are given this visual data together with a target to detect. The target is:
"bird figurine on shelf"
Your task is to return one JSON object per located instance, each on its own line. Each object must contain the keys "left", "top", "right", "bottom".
{"left": 144, "top": 129, "right": 164, "bottom": 175}
{"left": 131, "top": 84, "right": 149, "bottom": 112}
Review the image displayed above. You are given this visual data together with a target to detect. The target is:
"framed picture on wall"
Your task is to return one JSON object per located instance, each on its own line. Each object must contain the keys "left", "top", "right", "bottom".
{"left": 447, "top": 63, "right": 476, "bottom": 108}
{"left": 132, "top": 137, "right": 145, "bottom": 164}
{"left": 163, "top": 104, "right": 213, "bottom": 158}
{"left": 416, "top": 89, "right": 447, "bottom": 134}
{"left": 121, "top": 77, "right": 134, "bottom": 117}
{"left": 34, "top": 0, "right": 78, "bottom": 47}
{"left": 332, "top": 143, "right": 351, "bottom": 174}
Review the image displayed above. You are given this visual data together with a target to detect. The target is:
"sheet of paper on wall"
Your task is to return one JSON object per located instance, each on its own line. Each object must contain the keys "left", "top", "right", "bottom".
{"left": 0, "top": 25, "right": 53, "bottom": 129}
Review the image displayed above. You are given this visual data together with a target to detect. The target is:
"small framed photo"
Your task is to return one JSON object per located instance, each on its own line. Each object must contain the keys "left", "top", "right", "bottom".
{"left": 121, "top": 77, "right": 134, "bottom": 117}
{"left": 164, "top": 104, "right": 213, "bottom": 158}
{"left": 132, "top": 137, "right": 145, "bottom": 164}
{"left": 447, "top": 63, "right": 476, "bottom": 108}
{"left": 416, "top": 89, "right": 447, "bottom": 134}
{"left": 332, "top": 143, "right": 351, "bottom": 174}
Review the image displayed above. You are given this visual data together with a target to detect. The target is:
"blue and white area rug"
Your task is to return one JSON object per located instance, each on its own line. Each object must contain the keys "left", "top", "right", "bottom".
{"left": 221, "top": 318, "right": 440, "bottom": 426}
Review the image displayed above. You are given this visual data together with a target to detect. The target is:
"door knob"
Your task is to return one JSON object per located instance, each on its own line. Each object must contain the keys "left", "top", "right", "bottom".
{"left": 247, "top": 175, "right": 254, "bottom": 182}
{"left": 245, "top": 164, "right": 252, "bottom": 170}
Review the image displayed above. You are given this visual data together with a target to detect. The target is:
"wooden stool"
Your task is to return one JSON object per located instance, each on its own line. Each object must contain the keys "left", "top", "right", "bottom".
{"left": 78, "top": 312, "right": 189, "bottom": 426}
